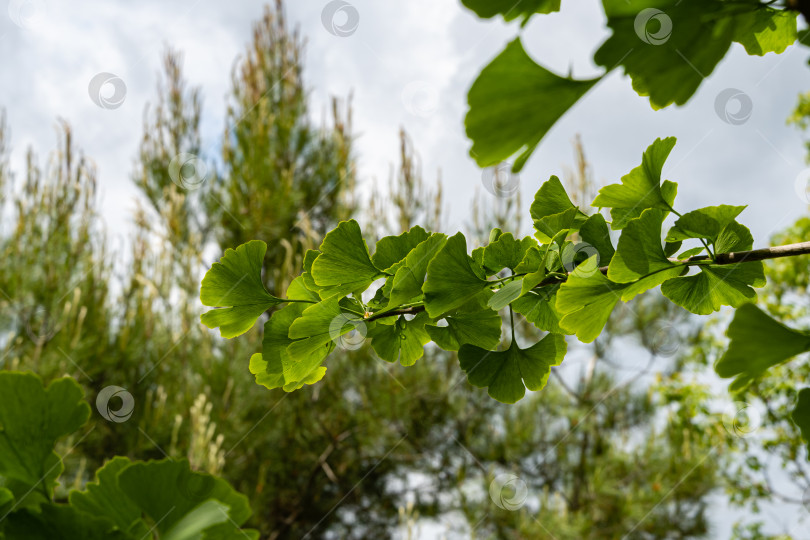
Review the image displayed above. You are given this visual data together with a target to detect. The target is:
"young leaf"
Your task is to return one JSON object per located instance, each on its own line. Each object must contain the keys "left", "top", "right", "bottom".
{"left": 608, "top": 209, "right": 677, "bottom": 283}
{"left": 661, "top": 262, "right": 765, "bottom": 316}
{"left": 458, "top": 333, "right": 567, "bottom": 404}
{"left": 592, "top": 137, "right": 677, "bottom": 215}
{"left": 792, "top": 389, "right": 810, "bottom": 454}
{"left": 425, "top": 296, "right": 502, "bottom": 351}
{"left": 715, "top": 304, "right": 810, "bottom": 391}
{"left": 466, "top": 38, "right": 600, "bottom": 171}
{"left": 556, "top": 258, "right": 627, "bottom": 342}
{"left": 423, "top": 233, "right": 491, "bottom": 317}
{"left": 311, "top": 219, "right": 385, "bottom": 297}
{"left": 0, "top": 373, "right": 90, "bottom": 508}
{"left": 530, "top": 176, "right": 588, "bottom": 242}
{"left": 371, "top": 225, "right": 431, "bottom": 272}
{"left": 368, "top": 312, "right": 432, "bottom": 366}
{"left": 200, "top": 240, "right": 284, "bottom": 338}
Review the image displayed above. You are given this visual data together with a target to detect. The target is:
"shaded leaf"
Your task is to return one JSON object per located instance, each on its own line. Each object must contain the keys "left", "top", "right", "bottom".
{"left": 458, "top": 334, "right": 567, "bottom": 403}
{"left": 0, "top": 373, "right": 90, "bottom": 509}
{"left": 715, "top": 303, "right": 810, "bottom": 391}
{"left": 368, "top": 312, "right": 431, "bottom": 366}
{"left": 466, "top": 39, "right": 600, "bottom": 171}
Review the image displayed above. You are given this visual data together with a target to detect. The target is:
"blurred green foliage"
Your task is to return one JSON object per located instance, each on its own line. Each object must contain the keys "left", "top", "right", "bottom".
{"left": 1, "top": 1, "right": 807, "bottom": 538}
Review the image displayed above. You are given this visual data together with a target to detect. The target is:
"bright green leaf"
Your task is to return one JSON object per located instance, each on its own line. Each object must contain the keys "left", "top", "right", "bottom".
{"left": 200, "top": 240, "right": 284, "bottom": 338}
{"left": 483, "top": 231, "right": 538, "bottom": 273}
{"left": 387, "top": 234, "right": 448, "bottom": 308}
{"left": 311, "top": 219, "right": 384, "bottom": 298}
{"left": 371, "top": 226, "right": 431, "bottom": 272}
{"left": 556, "top": 258, "right": 626, "bottom": 342}
{"left": 592, "top": 137, "right": 677, "bottom": 214}
{"left": 661, "top": 263, "right": 765, "bottom": 316}
{"left": 666, "top": 205, "right": 746, "bottom": 243}
{"left": 286, "top": 297, "right": 363, "bottom": 383}
{"left": 608, "top": 209, "right": 677, "bottom": 283}
{"left": 423, "top": 233, "right": 490, "bottom": 317}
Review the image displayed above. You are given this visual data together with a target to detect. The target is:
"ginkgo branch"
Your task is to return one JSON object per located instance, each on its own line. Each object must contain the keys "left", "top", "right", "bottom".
{"left": 366, "top": 241, "right": 810, "bottom": 321}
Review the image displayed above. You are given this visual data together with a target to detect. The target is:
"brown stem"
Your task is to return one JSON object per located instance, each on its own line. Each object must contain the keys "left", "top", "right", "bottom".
{"left": 366, "top": 241, "right": 810, "bottom": 321}
{"left": 787, "top": 0, "right": 810, "bottom": 26}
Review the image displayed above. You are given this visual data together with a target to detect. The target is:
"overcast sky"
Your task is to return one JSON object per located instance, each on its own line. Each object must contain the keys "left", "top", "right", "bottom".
{"left": 2, "top": 1, "right": 810, "bottom": 537}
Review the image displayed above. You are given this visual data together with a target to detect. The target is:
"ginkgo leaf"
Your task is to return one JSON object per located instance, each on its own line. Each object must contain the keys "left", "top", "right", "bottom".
{"left": 116, "top": 458, "right": 258, "bottom": 539}
{"left": 592, "top": 137, "right": 677, "bottom": 213}
{"left": 715, "top": 303, "right": 810, "bottom": 391}
{"left": 458, "top": 333, "right": 567, "bottom": 403}
{"left": 426, "top": 296, "right": 502, "bottom": 351}
{"left": 792, "top": 388, "right": 810, "bottom": 454}
{"left": 608, "top": 209, "right": 677, "bottom": 283}
{"left": 579, "top": 213, "right": 615, "bottom": 265}
{"left": 372, "top": 226, "right": 431, "bottom": 272}
{"left": 285, "top": 297, "right": 364, "bottom": 383}
{"left": 368, "top": 312, "right": 432, "bottom": 366}
{"left": 249, "top": 277, "right": 326, "bottom": 391}
{"left": 715, "top": 221, "right": 754, "bottom": 254}
{"left": 488, "top": 280, "right": 525, "bottom": 310}
{"left": 0, "top": 373, "right": 90, "bottom": 509}
{"left": 482, "top": 231, "right": 538, "bottom": 273}
{"left": 666, "top": 205, "right": 746, "bottom": 243}
{"left": 3, "top": 504, "right": 130, "bottom": 540}
{"left": 556, "top": 258, "right": 626, "bottom": 342}
{"left": 311, "top": 219, "right": 385, "bottom": 297}
{"left": 732, "top": 6, "right": 798, "bottom": 56}
{"left": 661, "top": 263, "right": 765, "bottom": 316}
{"left": 200, "top": 240, "right": 285, "bottom": 338}
{"left": 423, "top": 233, "right": 491, "bottom": 317}
{"left": 69, "top": 457, "right": 150, "bottom": 538}
{"left": 594, "top": 0, "right": 796, "bottom": 109}
{"left": 530, "top": 176, "right": 589, "bottom": 243}
{"left": 466, "top": 38, "right": 600, "bottom": 171}
{"left": 461, "top": 0, "right": 561, "bottom": 24}
{"left": 513, "top": 284, "right": 562, "bottom": 333}
{"left": 387, "top": 234, "right": 448, "bottom": 307}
